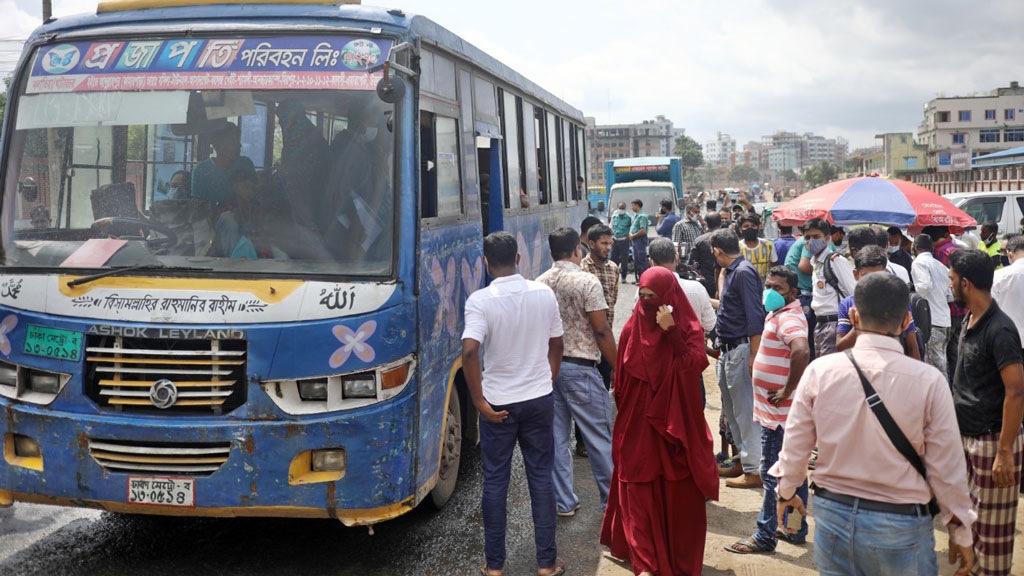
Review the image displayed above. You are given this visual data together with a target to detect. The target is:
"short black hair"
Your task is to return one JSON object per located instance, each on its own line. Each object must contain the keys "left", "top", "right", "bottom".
{"left": 847, "top": 227, "right": 877, "bottom": 252}
{"left": 580, "top": 216, "right": 601, "bottom": 238}
{"left": 709, "top": 228, "right": 740, "bottom": 255}
{"left": 913, "top": 233, "right": 933, "bottom": 253}
{"left": 1008, "top": 235, "right": 1024, "bottom": 253}
{"left": 831, "top": 225, "right": 845, "bottom": 236}
{"left": 587, "top": 223, "right": 613, "bottom": 242}
{"left": 660, "top": 199, "right": 674, "bottom": 212}
{"left": 706, "top": 199, "right": 717, "bottom": 210}
{"left": 632, "top": 199, "right": 643, "bottom": 208}
{"left": 649, "top": 237, "right": 676, "bottom": 266}
{"left": 704, "top": 212, "right": 722, "bottom": 230}
{"left": 483, "top": 231, "right": 517, "bottom": 268}
{"left": 854, "top": 273, "right": 910, "bottom": 331}
{"left": 778, "top": 225, "right": 793, "bottom": 235}
{"left": 548, "top": 227, "right": 580, "bottom": 261}
{"left": 767, "top": 265, "right": 798, "bottom": 291}
{"left": 686, "top": 202, "right": 701, "bottom": 213}
{"left": 886, "top": 226, "right": 903, "bottom": 237}
{"left": 871, "top": 226, "right": 889, "bottom": 249}
{"left": 803, "top": 218, "right": 830, "bottom": 235}
{"left": 982, "top": 220, "right": 998, "bottom": 232}
{"left": 949, "top": 248, "right": 994, "bottom": 291}
{"left": 921, "top": 225, "right": 949, "bottom": 240}
{"left": 854, "top": 245, "right": 888, "bottom": 271}
{"left": 737, "top": 213, "right": 761, "bottom": 227}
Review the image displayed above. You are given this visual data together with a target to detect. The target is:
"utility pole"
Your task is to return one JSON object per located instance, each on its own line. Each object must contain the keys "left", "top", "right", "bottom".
{"left": 42, "top": 0, "right": 51, "bottom": 21}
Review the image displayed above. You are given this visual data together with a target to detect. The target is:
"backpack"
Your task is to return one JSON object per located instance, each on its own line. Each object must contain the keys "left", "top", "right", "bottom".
{"left": 909, "top": 292, "right": 932, "bottom": 345}
{"left": 822, "top": 253, "right": 846, "bottom": 301}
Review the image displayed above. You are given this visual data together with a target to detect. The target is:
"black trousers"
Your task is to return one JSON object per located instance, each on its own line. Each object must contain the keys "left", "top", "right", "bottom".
{"left": 611, "top": 239, "right": 630, "bottom": 281}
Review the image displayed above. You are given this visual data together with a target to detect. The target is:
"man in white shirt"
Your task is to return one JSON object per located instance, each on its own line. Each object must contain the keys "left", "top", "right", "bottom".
{"left": 992, "top": 235, "right": 1024, "bottom": 345}
{"left": 462, "top": 231, "right": 567, "bottom": 576}
{"left": 804, "top": 218, "right": 856, "bottom": 356}
{"left": 911, "top": 234, "right": 953, "bottom": 375}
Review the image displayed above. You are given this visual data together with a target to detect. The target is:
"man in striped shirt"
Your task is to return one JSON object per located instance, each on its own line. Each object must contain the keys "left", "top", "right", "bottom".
{"left": 727, "top": 265, "right": 811, "bottom": 554}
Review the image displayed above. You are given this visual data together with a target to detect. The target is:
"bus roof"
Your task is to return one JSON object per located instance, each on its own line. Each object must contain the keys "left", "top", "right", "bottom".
{"left": 608, "top": 157, "right": 678, "bottom": 168}
{"left": 22, "top": 3, "right": 584, "bottom": 123}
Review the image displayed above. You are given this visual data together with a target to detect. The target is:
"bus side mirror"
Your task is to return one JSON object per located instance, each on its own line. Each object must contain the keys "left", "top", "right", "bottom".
{"left": 377, "top": 75, "right": 406, "bottom": 104}
{"left": 18, "top": 177, "right": 38, "bottom": 202}
{"left": 597, "top": 201, "right": 605, "bottom": 212}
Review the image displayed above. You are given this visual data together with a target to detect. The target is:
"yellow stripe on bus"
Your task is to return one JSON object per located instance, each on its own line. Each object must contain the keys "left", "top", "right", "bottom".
{"left": 59, "top": 276, "right": 302, "bottom": 304}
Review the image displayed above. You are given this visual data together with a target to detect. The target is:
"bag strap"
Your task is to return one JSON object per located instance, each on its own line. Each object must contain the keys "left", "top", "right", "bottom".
{"left": 844, "top": 350, "right": 939, "bottom": 515}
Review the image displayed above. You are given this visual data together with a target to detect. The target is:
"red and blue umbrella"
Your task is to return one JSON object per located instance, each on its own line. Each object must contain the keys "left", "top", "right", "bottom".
{"left": 773, "top": 176, "right": 976, "bottom": 231}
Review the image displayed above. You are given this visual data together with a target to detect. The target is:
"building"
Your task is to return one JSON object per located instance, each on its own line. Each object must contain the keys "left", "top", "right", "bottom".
{"left": 767, "top": 146, "right": 800, "bottom": 172}
{"left": 917, "top": 81, "right": 1024, "bottom": 172}
{"left": 704, "top": 132, "right": 736, "bottom": 166}
{"left": 585, "top": 115, "right": 685, "bottom": 186}
{"left": 760, "top": 130, "right": 847, "bottom": 171}
{"left": 874, "top": 132, "right": 928, "bottom": 178}
{"left": 742, "top": 141, "right": 765, "bottom": 171}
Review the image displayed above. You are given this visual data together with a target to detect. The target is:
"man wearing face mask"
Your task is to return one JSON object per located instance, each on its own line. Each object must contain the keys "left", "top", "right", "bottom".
{"left": 167, "top": 170, "right": 191, "bottom": 200}
{"left": 979, "top": 222, "right": 1003, "bottom": 270}
{"left": 711, "top": 228, "right": 766, "bottom": 488}
{"left": 726, "top": 266, "right": 809, "bottom": 554}
{"left": 672, "top": 202, "right": 705, "bottom": 250}
{"left": 737, "top": 213, "right": 778, "bottom": 283}
{"left": 949, "top": 249, "right": 1024, "bottom": 575}
{"left": 886, "top": 227, "right": 914, "bottom": 276}
{"left": 804, "top": 218, "right": 856, "bottom": 356}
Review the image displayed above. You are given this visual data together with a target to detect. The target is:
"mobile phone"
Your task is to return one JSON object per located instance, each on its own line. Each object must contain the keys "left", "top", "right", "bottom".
{"left": 783, "top": 507, "right": 804, "bottom": 531}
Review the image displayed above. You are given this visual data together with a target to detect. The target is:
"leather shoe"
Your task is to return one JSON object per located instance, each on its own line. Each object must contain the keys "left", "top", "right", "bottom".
{"left": 718, "top": 460, "right": 743, "bottom": 478}
{"left": 726, "top": 472, "right": 762, "bottom": 489}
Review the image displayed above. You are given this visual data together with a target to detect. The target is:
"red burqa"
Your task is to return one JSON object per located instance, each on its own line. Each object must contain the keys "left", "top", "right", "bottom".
{"left": 600, "top": 266, "right": 719, "bottom": 576}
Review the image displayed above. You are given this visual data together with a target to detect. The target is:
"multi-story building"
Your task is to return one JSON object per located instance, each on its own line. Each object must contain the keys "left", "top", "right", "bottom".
{"left": 704, "top": 132, "right": 736, "bottom": 166}
{"left": 742, "top": 141, "right": 767, "bottom": 171}
{"left": 768, "top": 146, "right": 800, "bottom": 172}
{"left": 585, "top": 115, "right": 685, "bottom": 186}
{"left": 918, "top": 81, "right": 1024, "bottom": 171}
{"left": 759, "top": 131, "right": 847, "bottom": 171}
{"left": 874, "top": 133, "right": 928, "bottom": 178}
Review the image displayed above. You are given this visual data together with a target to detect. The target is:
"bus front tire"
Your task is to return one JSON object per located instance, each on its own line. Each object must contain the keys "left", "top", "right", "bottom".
{"left": 429, "top": 386, "right": 462, "bottom": 509}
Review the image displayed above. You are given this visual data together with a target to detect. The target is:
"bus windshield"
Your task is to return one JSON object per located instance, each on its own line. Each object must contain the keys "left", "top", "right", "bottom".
{"left": 3, "top": 36, "right": 397, "bottom": 277}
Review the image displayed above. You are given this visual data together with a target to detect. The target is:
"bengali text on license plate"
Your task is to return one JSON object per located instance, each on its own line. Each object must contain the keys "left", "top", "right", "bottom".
{"left": 127, "top": 476, "right": 195, "bottom": 507}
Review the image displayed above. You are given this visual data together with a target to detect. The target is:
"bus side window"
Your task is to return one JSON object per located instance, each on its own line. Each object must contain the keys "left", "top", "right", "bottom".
{"left": 420, "top": 112, "right": 463, "bottom": 219}
{"left": 534, "top": 107, "right": 549, "bottom": 205}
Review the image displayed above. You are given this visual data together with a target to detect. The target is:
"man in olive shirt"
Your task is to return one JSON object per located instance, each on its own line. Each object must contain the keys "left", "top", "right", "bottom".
{"left": 628, "top": 199, "right": 650, "bottom": 283}
{"left": 949, "top": 249, "right": 1024, "bottom": 576}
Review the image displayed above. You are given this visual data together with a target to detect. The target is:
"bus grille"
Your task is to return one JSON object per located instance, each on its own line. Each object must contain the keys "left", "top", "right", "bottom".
{"left": 89, "top": 439, "right": 231, "bottom": 476}
{"left": 84, "top": 335, "right": 247, "bottom": 415}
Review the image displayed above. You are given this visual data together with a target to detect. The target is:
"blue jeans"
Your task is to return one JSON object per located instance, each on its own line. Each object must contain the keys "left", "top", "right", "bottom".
{"left": 479, "top": 393, "right": 557, "bottom": 571}
{"left": 552, "top": 362, "right": 614, "bottom": 513}
{"left": 632, "top": 236, "right": 649, "bottom": 280}
{"left": 752, "top": 425, "right": 808, "bottom": 550}
{"left": 716, "top": 343, "right": 761, "bottom": 474}
{"left": 813, "top": 493, "right": 939, "bottom": 576}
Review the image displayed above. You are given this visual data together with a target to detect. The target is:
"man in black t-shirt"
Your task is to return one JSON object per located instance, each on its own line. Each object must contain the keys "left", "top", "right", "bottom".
{"left": 949, "top": 249, "right": 1024, "bottom": 575}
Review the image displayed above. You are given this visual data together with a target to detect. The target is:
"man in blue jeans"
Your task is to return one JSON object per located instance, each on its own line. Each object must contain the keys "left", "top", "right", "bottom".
{"left": 770, "top": 273, "right": 976, "bottom": 575}
{"left": 463, "top": 231, "right": 567, "bottom": 576}
{"left": 538, "top": 227, "right": 617, "bottom": 517}
{"left": 711, "top": 228, "right": 766, "bottom": 488}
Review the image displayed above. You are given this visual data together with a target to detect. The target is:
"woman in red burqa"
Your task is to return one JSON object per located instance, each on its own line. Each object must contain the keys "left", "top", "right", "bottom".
{"left": 600, "top": 266, "right": 719, "bottom": 576}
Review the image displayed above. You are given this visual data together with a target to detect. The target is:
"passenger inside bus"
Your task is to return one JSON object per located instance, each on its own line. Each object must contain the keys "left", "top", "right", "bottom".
{"left": 190, "top": 122, "right": 256, "bottom": 209}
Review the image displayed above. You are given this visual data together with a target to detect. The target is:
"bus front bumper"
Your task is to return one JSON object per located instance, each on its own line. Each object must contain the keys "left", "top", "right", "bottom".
{"left": 0, "top": 395, "right": 421, "bottom": 526}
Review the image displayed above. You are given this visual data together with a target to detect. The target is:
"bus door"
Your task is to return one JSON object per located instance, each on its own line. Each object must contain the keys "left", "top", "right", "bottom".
{"left": 476, "top": 134, "right": 503, "bottom": 235}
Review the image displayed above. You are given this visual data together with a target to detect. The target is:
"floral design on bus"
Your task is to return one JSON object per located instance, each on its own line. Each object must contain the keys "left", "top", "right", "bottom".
{"left": 0, "top": 314, "right": 17, "bottom": 356}
{"left": 461, "top": 256, "right": 483, "bottom": 297}
{"left": 430, "top": 256, "right": 459, "bottom": 337}
{"left": 329, "top": 320, "right": 376, "bottom": 369}
{"left": 516, "top": 230, "right": 544, "bottom": 279}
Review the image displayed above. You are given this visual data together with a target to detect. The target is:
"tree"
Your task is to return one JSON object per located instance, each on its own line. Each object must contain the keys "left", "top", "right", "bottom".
{"left": 727, "top": 163, "right": 760, "bottom": 183}
{"left": 804, "top": 160, "right": 839, "bottom": 188}
{"left": 0, "top": 75, "right": 10, "bottom": 125}
{"left": 781, "top": 169, "right": 800, "bottom": 182}
{"left": 673, "top": 134, "right": 704, "bottom": 175}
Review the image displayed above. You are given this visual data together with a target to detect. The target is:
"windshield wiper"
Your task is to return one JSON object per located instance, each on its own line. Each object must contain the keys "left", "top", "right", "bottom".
{"left": 66, "top": 264, "right": 212, "bottom": 288}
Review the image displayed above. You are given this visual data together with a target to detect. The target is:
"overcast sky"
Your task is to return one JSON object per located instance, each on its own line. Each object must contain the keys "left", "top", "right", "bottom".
{"left": 2, "top": 0, "right": 1023, "bottom": 149}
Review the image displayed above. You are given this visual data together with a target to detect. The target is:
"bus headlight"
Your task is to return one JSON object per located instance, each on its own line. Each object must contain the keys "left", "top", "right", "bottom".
{"left": 26, "top": 370, "right": 61, "bottom": 395}
{"left": 297, "top": 378, "right": 329, "bottom": 401}
{"left": 0, "top": 362, "right": 68, "bottom": 405}
{"left": 0, "top": 361, "right": 17, "bottom": 388}
{"left": 342, "top": 373, "right": 376, "bottom": 399}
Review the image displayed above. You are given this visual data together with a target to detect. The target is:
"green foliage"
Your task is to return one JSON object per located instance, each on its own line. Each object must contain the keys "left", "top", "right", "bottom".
{"left": 673, "top": 134, "right": 703, "bottom": 172}
{"left": 727, "top": 163, "right": 760, "bottom": 183}
{"left": 804, "top": 160, "right": 839, "bottom": 188}
{"left": 781, "top": 169, "right": 800, "bottom": 182}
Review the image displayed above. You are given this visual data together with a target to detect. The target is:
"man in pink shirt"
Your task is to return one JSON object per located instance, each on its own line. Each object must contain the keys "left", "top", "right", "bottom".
{"left": 771, "top": 273, "right": 976, "bottom": 575}
{"left": 726, "top": 265, "right": 810, "bottom": 555}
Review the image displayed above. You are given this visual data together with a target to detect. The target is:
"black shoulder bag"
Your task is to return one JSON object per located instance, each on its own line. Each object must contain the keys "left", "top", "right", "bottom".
{"left": 844, "top": 350, "right": 940, "bottom": 516}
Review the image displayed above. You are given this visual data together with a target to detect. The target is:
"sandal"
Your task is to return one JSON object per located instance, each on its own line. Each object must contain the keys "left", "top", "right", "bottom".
{"left": 724, "top": 537, "right": 774, "bottom": 555}
{"left": 480, "top": 564, "right": 502, "bottom": 576}
{"left": 538, "top": 558, "right": 566, "bottom": 576}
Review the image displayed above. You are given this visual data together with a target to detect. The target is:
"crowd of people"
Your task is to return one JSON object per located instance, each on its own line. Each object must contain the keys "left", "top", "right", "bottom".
{"left": 460, "top": 194, "right": 1024, "bottom": 576}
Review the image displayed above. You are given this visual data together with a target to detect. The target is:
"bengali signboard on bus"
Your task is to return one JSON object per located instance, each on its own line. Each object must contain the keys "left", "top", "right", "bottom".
{"left": 27, "top": 36, "right": 393, "bottom": 94}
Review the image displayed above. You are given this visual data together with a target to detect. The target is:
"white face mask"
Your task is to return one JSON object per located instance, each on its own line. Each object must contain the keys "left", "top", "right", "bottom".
{"left": 359, "top": 126, "right": 378, "bottom": 143}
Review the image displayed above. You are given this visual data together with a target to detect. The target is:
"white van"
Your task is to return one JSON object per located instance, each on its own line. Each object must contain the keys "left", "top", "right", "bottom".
{"left": 945, "top": 191, "right": 1024, "bottom": 236}
{"left": 607, "top": 180, "right": 678, "bottom": 238}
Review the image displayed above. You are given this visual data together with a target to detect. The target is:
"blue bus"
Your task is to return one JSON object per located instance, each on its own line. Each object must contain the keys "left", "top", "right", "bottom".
{"left": 0, "top": 0, "right": 587, "bottom": 525}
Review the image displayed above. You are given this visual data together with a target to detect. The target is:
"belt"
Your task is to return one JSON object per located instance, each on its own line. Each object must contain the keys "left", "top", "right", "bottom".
{"left": 563, "top": 357, "right": 598, "bottom": 368}
{"left": 817, "top": 314, "right": 839, "bottom": 323}
{"left": 719, "top": 337, "right": 749, "bottom": 352}
{"left": 813, "top": 486, "right": 930, "bottom": 517}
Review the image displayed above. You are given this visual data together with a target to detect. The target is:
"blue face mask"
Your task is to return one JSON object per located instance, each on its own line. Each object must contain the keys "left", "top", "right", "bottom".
{"left": 887, "top": 245, "right": 899, "bottom": 254}
{"left": 807, "top": 238, "right": 828, "bottom": 255}
{"left": 763, "top": 288, "right": 786, "bottom": 313}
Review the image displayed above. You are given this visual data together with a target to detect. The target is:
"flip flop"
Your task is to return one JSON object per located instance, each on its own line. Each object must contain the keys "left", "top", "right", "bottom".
{"left": 724, "top": 537, "right": 774, "bottom": 555}
{"left": 538, "top": 558, "right": 566, "bottom": 576}
{"left": 480, "top": 564, "right": 502, "bottom": 576}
